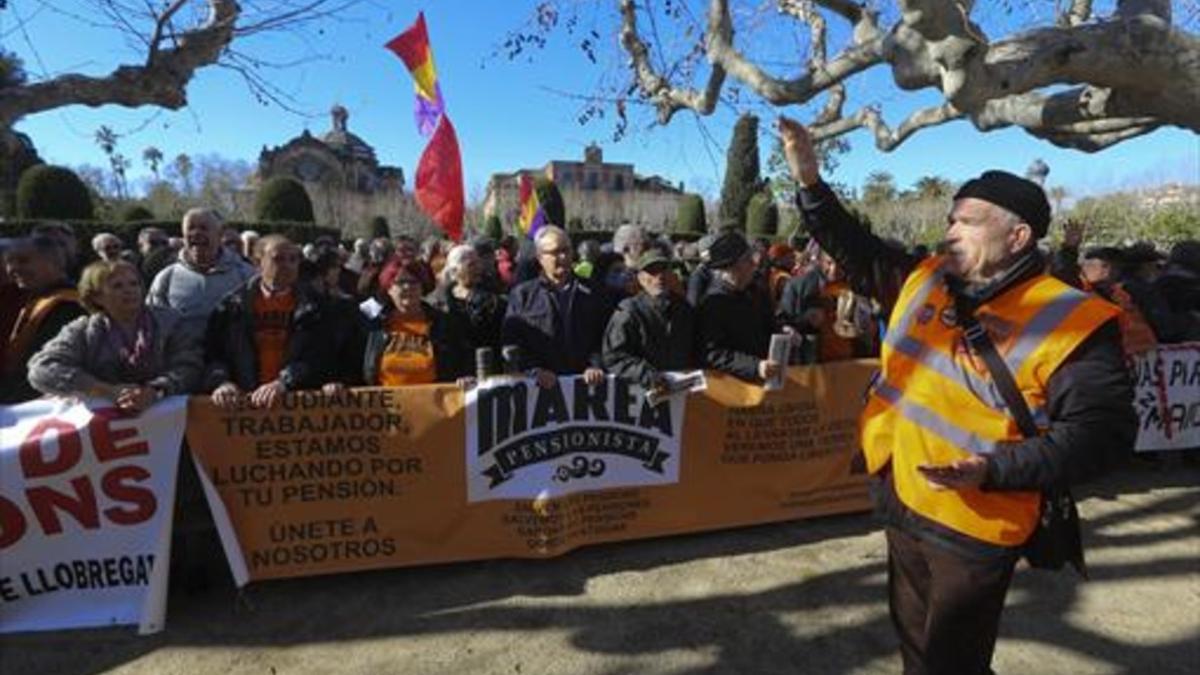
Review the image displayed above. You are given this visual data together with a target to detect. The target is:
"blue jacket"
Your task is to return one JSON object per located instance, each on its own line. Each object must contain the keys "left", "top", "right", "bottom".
{"left": 502, "top": 276, "right": 614, "bottom": 374}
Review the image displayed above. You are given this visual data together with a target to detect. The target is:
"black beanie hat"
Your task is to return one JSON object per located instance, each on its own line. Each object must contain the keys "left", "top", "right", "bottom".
{"left": 953, "top": 170, "right": 1051, "bottom": 239}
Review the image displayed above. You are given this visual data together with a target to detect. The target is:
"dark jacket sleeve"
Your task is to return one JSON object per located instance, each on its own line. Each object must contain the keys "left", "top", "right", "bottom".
{"left": 698, "top": 296, "right": 762, "bottom": 382}
{"left": 797, "top": 181, "right": 918, "bottom": 315}
{"left": 202, "top": 297, "right": 237, "bottom": 391}
{"left": 1050, "top": 244, "right": 1084, "bottom": 289}
{"left": 777, "top": 272, "right": 822, "bottom": 332}
{"left": 500, "top": 284, "right": 546, "bottom": 371}
{"left": 602, "top": 304, "right": 657, "bottom": 388}
{"left": 983, "top": 320, "right": 1136, "bottom": 491}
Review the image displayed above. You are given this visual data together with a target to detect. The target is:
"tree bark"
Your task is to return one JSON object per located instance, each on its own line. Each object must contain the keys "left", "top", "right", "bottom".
{"left": 0, "top": 0, "right": 239, "bottom": 130}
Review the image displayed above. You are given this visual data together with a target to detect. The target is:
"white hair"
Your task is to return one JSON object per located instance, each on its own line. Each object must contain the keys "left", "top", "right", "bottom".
{"left": 533, "top": 225, "right": 570, "bottom": 250}
{"left": 440, "top": 244, "right": 478, "bottom": 286}
{"left": 612, "top": 223, "right": 646, "bottom": 255}
{"left": 181, "top": 207, "right": 222, "bottom": 233}
{"left": 91, "top": 232, "right": 120, "bottom": 252}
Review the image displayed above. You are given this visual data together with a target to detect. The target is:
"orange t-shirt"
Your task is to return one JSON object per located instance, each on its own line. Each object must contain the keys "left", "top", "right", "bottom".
{"left": 253, "top": 289, "right": 296, "bottom": 385}
{"left": 378, "top": 314, "right": 437, "bottom": 386}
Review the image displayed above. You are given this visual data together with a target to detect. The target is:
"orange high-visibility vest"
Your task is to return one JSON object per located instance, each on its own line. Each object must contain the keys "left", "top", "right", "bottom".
{"left": 860, "top": 256, "right": 1119, "bottom": 546}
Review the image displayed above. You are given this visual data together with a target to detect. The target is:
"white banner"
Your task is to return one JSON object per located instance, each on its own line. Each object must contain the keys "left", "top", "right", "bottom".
{"left": 1130, "top": 343, "right": 1200, "bottom": 452}
{"left": 464, "top": 374, "right": 694, "bottom": 502}
{"left": 0, "top": 397, "right": 186, "bottom": 634}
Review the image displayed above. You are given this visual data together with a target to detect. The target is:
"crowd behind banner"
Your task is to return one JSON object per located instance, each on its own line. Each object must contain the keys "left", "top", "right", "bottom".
{"left": 0, "top": 207, "right": 1197, "bottom": 633}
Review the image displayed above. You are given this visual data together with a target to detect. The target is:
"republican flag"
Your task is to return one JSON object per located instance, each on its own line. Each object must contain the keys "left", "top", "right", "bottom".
{"left": 385, "top": 12, "right": 445, "bottom": 137}
{"left": 517, "top": 173, "right": 546, "bottom": 238}
{"left": 386, "top": 12, "right": 464, "bottom": 240}
{"left": 415, "top": 116, "right": 464, "bottom": 242}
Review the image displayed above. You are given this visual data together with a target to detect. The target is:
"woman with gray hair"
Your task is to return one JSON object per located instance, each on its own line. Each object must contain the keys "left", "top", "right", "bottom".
{"left": 428, "top": 244, "right": 507, "bottom": 357}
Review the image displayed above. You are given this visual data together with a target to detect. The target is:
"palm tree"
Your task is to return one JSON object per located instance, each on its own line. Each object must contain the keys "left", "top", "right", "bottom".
{"left": 913, "top": 175, "right": 954, "bottom": 201}
{"left": 862, "top": 171, "right": 897, "bottom": 206}
{"left": 143, "top": 146, "right": 163, "bottom": 181}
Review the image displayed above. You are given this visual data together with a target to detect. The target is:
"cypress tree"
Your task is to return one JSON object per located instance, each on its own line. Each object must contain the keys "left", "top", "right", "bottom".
{"left": 718, "top": 113, "right": 763, "bottom": 232}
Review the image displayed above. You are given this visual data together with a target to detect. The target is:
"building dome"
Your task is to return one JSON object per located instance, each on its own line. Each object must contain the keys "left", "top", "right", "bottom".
{"left": 321, "top": 104, "right": 377, "bottom": 163}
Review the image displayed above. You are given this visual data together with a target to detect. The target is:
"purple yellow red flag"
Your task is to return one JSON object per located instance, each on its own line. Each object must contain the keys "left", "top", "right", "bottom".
{"left": 518, "top": 174, "right": 546, "bottom": 238}
{"left": 385, "top": 12, "right": 445, "bottom": 137}
{"left": 385, "top": 12, "right": 464, "bottom": 241}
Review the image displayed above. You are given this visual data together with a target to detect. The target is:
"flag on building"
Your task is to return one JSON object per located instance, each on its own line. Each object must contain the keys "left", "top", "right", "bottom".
{"left": 386, "top": 12, "right": 463, "bottom": 240}
{"left": 518, "top": 173, "right": 546, "bottom": 238}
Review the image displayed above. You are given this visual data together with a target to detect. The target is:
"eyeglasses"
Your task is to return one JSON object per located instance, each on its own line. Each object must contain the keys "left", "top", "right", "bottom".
{"left": 538, "top": 247, "right": 571, "bottom": 258}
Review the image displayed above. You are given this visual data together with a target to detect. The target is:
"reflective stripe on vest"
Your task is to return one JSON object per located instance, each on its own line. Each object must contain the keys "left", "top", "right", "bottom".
{"left": 861, "top": 256, "right": 1119, "bottom": 546}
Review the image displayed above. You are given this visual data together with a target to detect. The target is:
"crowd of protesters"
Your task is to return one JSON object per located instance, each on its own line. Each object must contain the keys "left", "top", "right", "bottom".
{"left": 0, "top": 206, "right": 1197, "bottom": 409}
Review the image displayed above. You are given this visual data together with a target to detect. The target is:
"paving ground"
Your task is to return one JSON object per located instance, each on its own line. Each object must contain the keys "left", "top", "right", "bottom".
{"left": 2, "top": 461, "right": 1197, "bottom": 675}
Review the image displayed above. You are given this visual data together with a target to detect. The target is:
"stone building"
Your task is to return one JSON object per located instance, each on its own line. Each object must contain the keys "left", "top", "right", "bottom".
{"left": 483, "top": 144, "right": 686, "bottom": 233}
{"left": 246, "top": 105, "right": 435, "bottom": 237}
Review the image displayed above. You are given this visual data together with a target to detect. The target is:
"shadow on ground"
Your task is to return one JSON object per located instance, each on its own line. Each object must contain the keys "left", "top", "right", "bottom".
{"left": 3, "top": 465, "right": 1198, "bottom": 675}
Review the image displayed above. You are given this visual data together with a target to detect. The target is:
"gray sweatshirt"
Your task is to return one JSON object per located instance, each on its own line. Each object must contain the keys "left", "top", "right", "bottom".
{"left": 146, "top": 248, "right": 256, "bottom": 338}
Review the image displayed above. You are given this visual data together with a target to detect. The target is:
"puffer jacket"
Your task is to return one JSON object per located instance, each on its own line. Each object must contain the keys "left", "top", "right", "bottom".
{"left": 28, "top": 305, "right": 202, "bottom": 397}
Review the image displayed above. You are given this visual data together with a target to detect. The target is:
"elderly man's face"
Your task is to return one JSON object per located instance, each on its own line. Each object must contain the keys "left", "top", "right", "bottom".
{"left": 537, "top": 233, "right": 573, "bottom": 284}
{"left": 4, "top": 248, "right": 61, "bottom": 292}
{"left": 259, "top": 241, "right": 301, "bottom": 291}
{"left": 183, "top": 216, "right": 221, "bottom": 269}
{"left": 637, "top": 265, "right": 670, "bottom": 297}
{"left": 944, "top": 198, "right": 1029, "bottom": 283}
{"left": 95, "top": 237, "right": 122, "bottom": 262}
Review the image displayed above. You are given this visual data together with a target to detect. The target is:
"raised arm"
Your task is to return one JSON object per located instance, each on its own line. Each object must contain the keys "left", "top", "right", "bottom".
{"left": 777, "top": 117, "right": 919, "bottom": 315}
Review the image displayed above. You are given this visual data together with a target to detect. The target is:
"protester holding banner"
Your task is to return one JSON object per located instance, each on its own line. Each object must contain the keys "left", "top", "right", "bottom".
{"left": 779, "top": 115, "right": 1136, "bottom": 675}
{"left": 428, "top": 244, "right": 507, "bottom": 354}
{"left": 205, "top": 235, "right": 332, "bottom": 409}
{"left": 602, "top": 248, "right": 697, "bottom": 390}
{"left": 502, "top": 226, "right": 613, "bottom": 388}
{"left": 0, "top": 236, "right": 87, "bottom": 404}
{"left": 696, "top": 231, "right": 781, "bottom": 383}
{"left": 300, "top": 251, "right": 367, "bottom": 387}
{"left": 27, "top": 260, "right": 202, "bottom": 411}
{"left": 363, "top": 258, "right": 473, "bottom": 386}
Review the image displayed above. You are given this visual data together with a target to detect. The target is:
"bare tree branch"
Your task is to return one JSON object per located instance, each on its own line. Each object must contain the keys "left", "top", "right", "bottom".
{"left": 619, "top": 0, "right": 726, "bottom": 123}
{"left": 811, "top": 101, "right": 964, "bottom": 150}
{"left": 1060, "top": 0, "right": 1094, "bottom": 26}
{"left": 611, "top": 0, "right": 1199, "bottom": 153}
{"left": 0, "top": 0, "right": 239, "bottom": 129}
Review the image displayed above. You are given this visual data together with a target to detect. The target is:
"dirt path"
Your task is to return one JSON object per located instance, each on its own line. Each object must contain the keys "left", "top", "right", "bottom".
{"left": 3, "top": 463, "right": 1198, "bottom": 675}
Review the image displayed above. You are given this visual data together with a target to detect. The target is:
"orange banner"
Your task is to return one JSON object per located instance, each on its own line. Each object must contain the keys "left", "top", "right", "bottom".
{"left": 185, "top": 361, "right": 876, "bottom": 586}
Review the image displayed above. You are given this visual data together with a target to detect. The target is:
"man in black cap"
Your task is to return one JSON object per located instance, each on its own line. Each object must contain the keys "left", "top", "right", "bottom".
{"left": 602, "top": 248, "right": 697, "bottom": 391}
{"left": 778, "top": 116, "right": 1135, "bottom": 675}
{"left": 695, "top": 230, "right": 781, "bottom": 383}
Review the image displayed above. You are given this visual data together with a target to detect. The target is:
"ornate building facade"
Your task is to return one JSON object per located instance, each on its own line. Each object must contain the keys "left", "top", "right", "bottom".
{"left": 247, "top": 105, "right": 432, "bottom": 236}
{"left": 483, "top": 144, "right": 686, "bottom": 233}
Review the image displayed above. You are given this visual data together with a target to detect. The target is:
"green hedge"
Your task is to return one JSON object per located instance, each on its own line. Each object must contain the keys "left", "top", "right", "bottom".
{"left": 0, "top": 219, "right": 343, "bottom": 248}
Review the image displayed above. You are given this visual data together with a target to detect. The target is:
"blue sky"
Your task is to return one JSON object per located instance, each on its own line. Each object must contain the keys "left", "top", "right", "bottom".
{"left": 5, "top": 1, "right": 1198, "bottom": 203}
